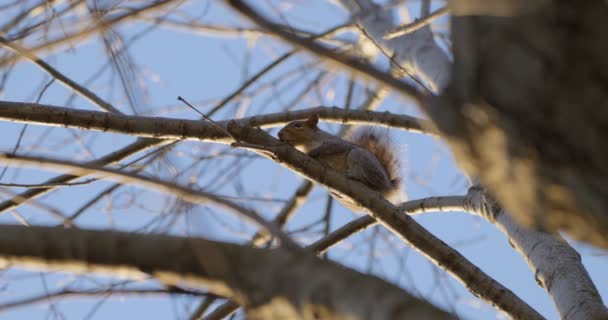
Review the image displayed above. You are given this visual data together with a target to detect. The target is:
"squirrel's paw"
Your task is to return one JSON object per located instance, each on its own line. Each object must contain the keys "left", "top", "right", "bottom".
{"left": 308, "top": 149, "right": 320, "bottom": 158}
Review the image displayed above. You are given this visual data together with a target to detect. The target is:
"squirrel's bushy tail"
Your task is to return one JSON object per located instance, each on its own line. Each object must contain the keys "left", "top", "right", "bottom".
{"left": 349, "top": 128, "right": 401, "bottom": 192}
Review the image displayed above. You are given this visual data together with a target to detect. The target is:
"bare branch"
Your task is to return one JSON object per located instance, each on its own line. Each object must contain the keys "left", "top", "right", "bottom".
{"left": 464, "top": 187, "right": 608, "bottom": 320}
{"left": 384, "top": 7, "right": 449, "bottom": 40}
{"left": 0, "top": 102, "right": 434, "bottom": 141}
{"left": 0, "top": 224, "right": 454, "bottom": 320}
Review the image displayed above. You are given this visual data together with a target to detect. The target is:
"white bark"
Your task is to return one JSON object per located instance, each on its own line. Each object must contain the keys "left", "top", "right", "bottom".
{"left": 466, "top": 187, "right": 608, "bottom": 320}
{"left": 338, "top": 0, "right": 451, "bottom": 92}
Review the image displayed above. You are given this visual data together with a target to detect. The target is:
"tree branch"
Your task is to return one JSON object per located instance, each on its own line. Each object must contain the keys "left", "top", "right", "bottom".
{"left": 0, "top": 224, "right": 453, "bottom": 320}
{"left": 0, "top": 36, "right": 122, "bottom": 113}
{"left": 464, "top": 187, "right": 608, "bottom": 320}
{"left": 384, "top": 7, "right": 449, "bottom": 40}
{"left": 0, "top": 102, "right": 435, "bottom": 141}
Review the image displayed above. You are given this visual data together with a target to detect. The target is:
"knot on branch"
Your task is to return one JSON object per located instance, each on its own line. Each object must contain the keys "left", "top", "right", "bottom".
{"left": 466, "top": 185, "right": 502, "bottom": 223}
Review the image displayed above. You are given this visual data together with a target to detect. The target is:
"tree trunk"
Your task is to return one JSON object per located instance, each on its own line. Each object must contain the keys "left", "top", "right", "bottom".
{"left": 433, "top": 1, "right": 608, "bottom": 248}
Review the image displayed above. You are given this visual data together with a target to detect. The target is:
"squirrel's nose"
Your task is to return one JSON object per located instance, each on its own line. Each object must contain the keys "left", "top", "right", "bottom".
{"left": 278, "top": 131, "right": 287, "bottom": 141}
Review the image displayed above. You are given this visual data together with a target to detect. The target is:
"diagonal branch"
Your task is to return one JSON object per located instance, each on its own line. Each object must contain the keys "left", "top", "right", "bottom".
{"left": 384, "top": 7, "right": 449, "bottom": 39}
{"left": 464, "top": 187, "right": 608, "bottom": 320}
{"left": 204, "top": 195, "right": 467, "bottom": 319}
{"left": 225, "top": 121, "right": 544, "bottom": 319}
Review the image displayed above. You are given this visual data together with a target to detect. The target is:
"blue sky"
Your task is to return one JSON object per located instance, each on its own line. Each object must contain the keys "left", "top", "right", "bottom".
{"left": 0, "top": 0, "right": 605, "bottom": 319}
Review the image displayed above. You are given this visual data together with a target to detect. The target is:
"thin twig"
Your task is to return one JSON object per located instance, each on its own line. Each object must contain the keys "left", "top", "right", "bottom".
{"left": 0, "top": 179, "right": 96, "bottom": 188}
{"left": 0, "top": 153, "right": 296, "bottom": 249}
{"left": 178, "top": 96, "right": 238, "bottom": 142}
{"left": 384, "top": 7, "right": 449, "bottom": 40}
{"left": 0, "top": 288, "right": 204, "bottom": 313}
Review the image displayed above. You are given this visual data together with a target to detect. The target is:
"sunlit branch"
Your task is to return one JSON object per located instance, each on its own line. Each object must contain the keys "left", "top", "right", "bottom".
{"left": 384, "top": 7, "right": 449, "bottom": 40}
{"left": 0, "top": 224, "right": 454, "bottom": 320}
{"left": 464, "top": 186, "right": 608, "bottom": 319}
{"left": 0, "top": 102, "right": 435, "bottom": 142}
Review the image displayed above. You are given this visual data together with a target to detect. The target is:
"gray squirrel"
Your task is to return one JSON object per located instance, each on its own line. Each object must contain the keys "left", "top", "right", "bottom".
{"left": 278, "top": 114, "right": 402, "bottom": 209}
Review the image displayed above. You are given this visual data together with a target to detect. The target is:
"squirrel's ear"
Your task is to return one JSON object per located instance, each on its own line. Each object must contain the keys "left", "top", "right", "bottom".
{"left": 307, "top": 114, "right": 319, "bottom": 127}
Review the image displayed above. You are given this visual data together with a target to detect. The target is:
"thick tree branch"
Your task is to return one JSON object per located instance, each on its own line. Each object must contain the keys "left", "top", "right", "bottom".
{"left": 195, "top": 180, "right": 315, "bottom": 319}
{"left": 464, "top": 187, "right": 608, "bottom": 320}
{"left": 0, "top": 225, "right": 453, "bottom": 320}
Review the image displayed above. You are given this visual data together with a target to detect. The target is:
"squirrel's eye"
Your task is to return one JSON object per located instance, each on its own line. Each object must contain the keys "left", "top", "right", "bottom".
{"left": 294, "top": 123, "right": 303, "bottom": 128}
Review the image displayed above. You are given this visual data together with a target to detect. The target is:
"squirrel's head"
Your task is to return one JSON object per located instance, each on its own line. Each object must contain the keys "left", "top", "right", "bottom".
{"left": 278, "top": 114, "right": 319, "bottom": 147}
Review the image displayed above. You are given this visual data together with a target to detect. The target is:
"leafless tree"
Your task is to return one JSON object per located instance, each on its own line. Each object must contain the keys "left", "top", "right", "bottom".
{"left": 0, "top": 1, "right": 605, "bottom": 319}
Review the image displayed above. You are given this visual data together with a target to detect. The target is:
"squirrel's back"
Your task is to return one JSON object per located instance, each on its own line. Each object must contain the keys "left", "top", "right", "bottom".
{"left": 348, "top": 128, "right": 401, "bottom": 195}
